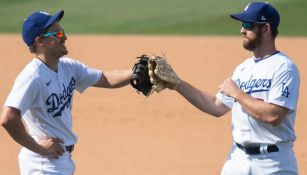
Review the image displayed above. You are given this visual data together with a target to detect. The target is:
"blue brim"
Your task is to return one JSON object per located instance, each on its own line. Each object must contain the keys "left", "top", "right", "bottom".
{"left": 44, "top": 10, "right": 64, "bottom": 29}
{"left": 230, "top": 13, "right": 256, "bottom": 23}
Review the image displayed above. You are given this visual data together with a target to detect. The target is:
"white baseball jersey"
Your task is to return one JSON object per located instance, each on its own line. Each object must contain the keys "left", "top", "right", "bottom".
{"left": 217, "top": 51, "right": 300, "bottom": 145}
{"left": 4, "top": 57, "right": 102, "bottom": 146}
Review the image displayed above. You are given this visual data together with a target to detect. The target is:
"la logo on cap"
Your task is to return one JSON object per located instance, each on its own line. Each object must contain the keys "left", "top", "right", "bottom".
{"left": 261, "top": 16, "right": 267, "bottom": 21}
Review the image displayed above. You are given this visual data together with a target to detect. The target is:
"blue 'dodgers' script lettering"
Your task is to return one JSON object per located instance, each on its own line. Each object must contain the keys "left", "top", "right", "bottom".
{"left": 46, "top": 77, "right": 76, "bottom": 117}
{"left": 236, "top": 75, "right": 271, "bottom": 94}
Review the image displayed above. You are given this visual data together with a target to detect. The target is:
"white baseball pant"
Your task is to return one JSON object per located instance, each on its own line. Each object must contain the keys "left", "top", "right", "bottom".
{"left": 18, "top": 147, "right": 75, "bottom": 175}
{"left": 221, "top": 142, "right": 298, "bottom": 175}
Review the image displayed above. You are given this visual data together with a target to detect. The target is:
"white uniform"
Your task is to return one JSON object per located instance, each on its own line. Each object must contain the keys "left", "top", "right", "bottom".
{"left": 4, "top": 57, "right": 102, "bottom": 175}
{"left": 217, "top": 51, "right": 300, "bottom": 175}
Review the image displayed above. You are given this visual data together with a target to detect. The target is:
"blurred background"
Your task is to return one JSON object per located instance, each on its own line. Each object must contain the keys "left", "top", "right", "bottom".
{"left": 0, "top": 0, "right": 306, "bottom": 36}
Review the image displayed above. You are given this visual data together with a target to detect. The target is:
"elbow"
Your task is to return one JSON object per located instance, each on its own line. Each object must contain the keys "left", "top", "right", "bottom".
{"left": 262, "top": 115, "right": 284, "bottom": 126}
{"left": 210, "top": 106, "right": 229, "bottom": 118}
{"left": 260, "top": 105, "right": 289, "bottom": 126}
{"left": 0, "top": 116, "right": 9, "bottom": 128}
{"left": 1, "top": 115, "right": 19, "bottom": 132}
{"left": 206, "top": 110, "right": 226, "bottom": 118}
{"left": 0, "top": 114, "right": 12, "bottom": 128}
{"left": 199, "top": 108, "right": 221, "bottom": 117}
{"left": 203, "top": 107, "right": 228, "bottom": 118}
{"left": 212, "top": 112, "right": 224, "bottom": 118}
{"left": 0, "top": 112, "right": 6, "bottom": 127}
{"left": 268, "top": 118, "right": 283, "bottom": 126}
{"left": 0, "top": 108, "right": 20, "bottom": 129}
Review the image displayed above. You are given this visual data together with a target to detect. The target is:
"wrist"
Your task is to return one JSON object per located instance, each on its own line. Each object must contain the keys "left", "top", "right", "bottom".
{"left": 34, "top": 140, "right": 47, "bottom": 156}
{"left": 34, "top": 144, "right": 44, "bottom": 155}
{"left": 233, "top": 89, "right": 244, "bottom": 101}
{"left": 171, "top": 80, "right": 182, "bottom": 91}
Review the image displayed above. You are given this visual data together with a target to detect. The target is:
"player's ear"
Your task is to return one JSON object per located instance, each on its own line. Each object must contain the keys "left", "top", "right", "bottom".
{"left": 263, "top": 23, "right": 271, "bottom": 32}
{"left": 34, "top": 36, "right": 44, "bottom": 46}
{"left": 260, "top": 23, "right": 271, "bottom": 37}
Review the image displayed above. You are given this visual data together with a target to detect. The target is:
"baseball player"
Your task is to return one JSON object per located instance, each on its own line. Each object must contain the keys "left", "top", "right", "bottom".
{"left": 161, "top": 2, "right": 299, "bottom": 175}
{"left": 0, "top": 10, "right": 132, "bottom": 174}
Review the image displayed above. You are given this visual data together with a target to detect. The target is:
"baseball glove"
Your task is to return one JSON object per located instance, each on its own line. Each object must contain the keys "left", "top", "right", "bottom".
{"left": 130, "top": 54, "right": 181, "bottom": 96}
{"left": 130, "top": 55, "right": 153, "bottom": 96}
{"left": 148, "top": 55, "right": 181, "bottom": 92}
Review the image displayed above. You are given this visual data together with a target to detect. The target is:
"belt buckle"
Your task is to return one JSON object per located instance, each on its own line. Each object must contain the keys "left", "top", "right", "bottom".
{"left": 259, "top": 144, "right": 268, "bottom": 154}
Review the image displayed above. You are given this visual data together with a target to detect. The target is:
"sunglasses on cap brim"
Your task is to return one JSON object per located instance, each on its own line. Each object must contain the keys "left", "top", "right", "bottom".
{"left": 41, "top": 30, "right": 65, "bottom": 39}
{"left": 242, "top": 21, "right": 268, "bottom": 30}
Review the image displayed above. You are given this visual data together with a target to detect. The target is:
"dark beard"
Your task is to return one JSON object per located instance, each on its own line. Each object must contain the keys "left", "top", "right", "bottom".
{"left": 243, "top": 29, "right": 262, "bottom": 51}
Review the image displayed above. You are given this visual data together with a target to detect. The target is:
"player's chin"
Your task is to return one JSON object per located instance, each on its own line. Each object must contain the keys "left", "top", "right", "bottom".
{"left": 61, "top": 46, "right": 68, "bottom": 55}
{"left": 63, "top": 48, "right": 68, "bottom": 55}
{"left": 58, "top": 50, "right": 68, "bottom": 58}
{"left": 243, "top": 42, "right": 256, "bottom": 51}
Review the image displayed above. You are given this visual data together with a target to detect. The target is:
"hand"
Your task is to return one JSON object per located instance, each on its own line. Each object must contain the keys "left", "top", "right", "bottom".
{"left": 218, "top": 78, "right": 241, "bottom": 99}
{"left": 37, "top": 137, "right": 65, "bottom": 159}
{"left": 148, "top": 55, "right": 181, "bottom": 92}
{"left": 130, "top": 55, "right": 152, "bottom": 96}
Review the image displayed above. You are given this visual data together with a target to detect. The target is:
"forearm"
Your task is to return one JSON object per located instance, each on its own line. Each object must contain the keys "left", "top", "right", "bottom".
{"left": 1, "top": 113, "right": 43, "bottom": 154}
{"left": 1, "top": 107, "right": 65, "bottom": 158}
{"left": 219, "top": 78, "right": 287, "bottom": 125}
{"left": 176, "top": 81, "right": 228, "bottom": 117}
{"left": 235, "top": 91, "right": 287, "bottom": 125}
{"left": 95, "top": 69, "right": 133, "bottom": 88}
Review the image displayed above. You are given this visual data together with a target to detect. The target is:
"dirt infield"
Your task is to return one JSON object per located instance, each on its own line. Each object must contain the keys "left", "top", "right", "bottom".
{"left": 0, "top": 35, "right": 306, "bottom": 175}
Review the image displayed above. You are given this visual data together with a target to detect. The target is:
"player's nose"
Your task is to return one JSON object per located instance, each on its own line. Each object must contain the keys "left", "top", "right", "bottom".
{"left": 63, "top": 34, "right": 67, "bottom": 41}
{"left": 240, "top": 27, "right": 247, "bottom": 35}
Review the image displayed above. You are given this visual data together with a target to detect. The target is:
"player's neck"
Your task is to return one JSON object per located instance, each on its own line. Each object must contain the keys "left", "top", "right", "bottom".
{"left": 253, "top": 41, "right": 277, "bottom": 59}
{"left": 36, "top": 54, "right": 59, "bottom": 72}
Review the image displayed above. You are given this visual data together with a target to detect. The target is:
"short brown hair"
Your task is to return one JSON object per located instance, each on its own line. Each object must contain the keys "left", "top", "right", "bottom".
{"left": 29, "top": 44, "right": 37, "bottom": 53}
{"left": 271, "top": 26, "right": 279, "bottom": 38}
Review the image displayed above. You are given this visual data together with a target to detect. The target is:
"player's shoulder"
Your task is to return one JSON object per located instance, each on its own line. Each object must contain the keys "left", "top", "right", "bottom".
{"left": 15, "top": 58, "right": 43, "bottom": 84}
{"left": 272, "top": 52, "right": 299, "bottom": 72}
{"left": 18, "top": 58, "right": 43, "bottom": 78}
{"left": 234, "top": 56, "right": 254, "bottom": 71}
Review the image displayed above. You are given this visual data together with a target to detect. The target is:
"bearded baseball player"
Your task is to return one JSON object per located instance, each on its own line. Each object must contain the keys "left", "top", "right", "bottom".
{"left": 135, "top": 2, "right": 300, "bottom": 175}
{"left": 0, "top": 10, "right": 132, "bottom": 174}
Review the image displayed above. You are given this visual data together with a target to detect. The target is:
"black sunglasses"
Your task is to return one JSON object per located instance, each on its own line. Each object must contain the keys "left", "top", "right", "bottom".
{"left": 242, "top": 22, "right": 254, "bottom": 30}
{"left": 242, "top": 21, "right": 268, "bottom": 30}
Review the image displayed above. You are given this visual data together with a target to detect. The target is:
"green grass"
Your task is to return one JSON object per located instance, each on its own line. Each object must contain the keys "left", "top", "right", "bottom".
{"left": 0, "top": 0, "right": 306, "bottom": 36}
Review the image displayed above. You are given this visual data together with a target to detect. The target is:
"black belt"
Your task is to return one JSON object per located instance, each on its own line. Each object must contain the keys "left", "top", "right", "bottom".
{"left": 236, "top": 143, "right": 279, "bottom": 155}
{"left": 65, "top": 145, "right": 74, "bottom": 153}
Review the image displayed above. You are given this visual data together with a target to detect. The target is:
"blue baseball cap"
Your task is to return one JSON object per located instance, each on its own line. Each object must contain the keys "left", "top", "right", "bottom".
{"left": 230, "top": 2, "right": 280, "bottom": 28}
{"left": 22, "top": 10, "right": 64, "bottom": 46}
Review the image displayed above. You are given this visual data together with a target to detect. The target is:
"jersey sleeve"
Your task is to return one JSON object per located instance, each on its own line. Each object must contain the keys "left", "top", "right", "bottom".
{"left": 72, "top": 60, "right": 102, "bottom": 93}
{"left": 268, "top": 67, "right": 300, "bottom": 110}
{"left": 215, "top": 63, "right": 244, "bottom": 109}
{"left": 4, "top": 75, "right": 39, "bottom": 116}
{"left": 215, "top": 75, "right": 236, "bottom": 109}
